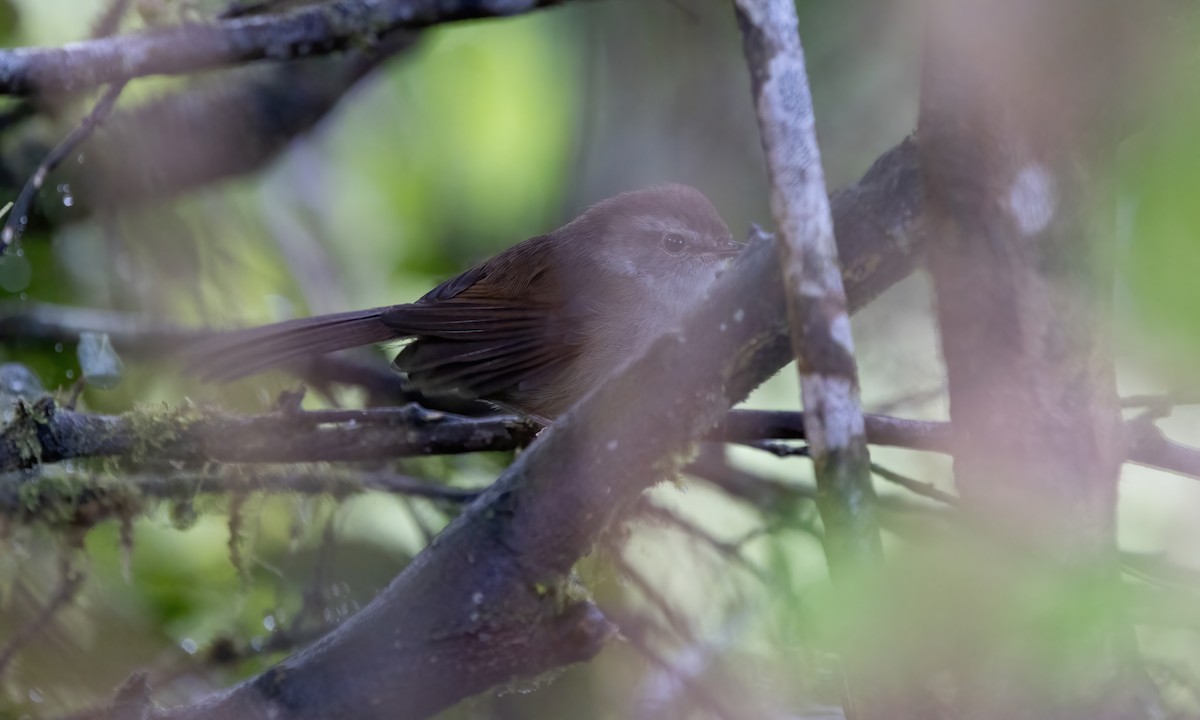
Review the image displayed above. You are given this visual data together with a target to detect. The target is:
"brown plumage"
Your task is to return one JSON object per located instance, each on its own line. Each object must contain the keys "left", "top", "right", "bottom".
{"left": 189, "top": 185, "right": 740, "bottom": 421}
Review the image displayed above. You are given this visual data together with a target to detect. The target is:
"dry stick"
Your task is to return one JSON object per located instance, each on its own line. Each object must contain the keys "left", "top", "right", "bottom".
{"left": 734, "top": 0, "right": 881, "bottom": 573}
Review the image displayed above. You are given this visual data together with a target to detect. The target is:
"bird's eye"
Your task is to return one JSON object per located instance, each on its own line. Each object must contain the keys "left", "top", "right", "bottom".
{"left": 661, "top": 232, "right": 688, "bottom": 254}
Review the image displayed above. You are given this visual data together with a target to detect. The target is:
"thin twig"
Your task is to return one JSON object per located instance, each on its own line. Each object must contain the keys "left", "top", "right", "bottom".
{"left": 609, "top": 551, "right": 697, "bottom": 644}
{"left": 400, "top": 496, "right": 441, "bottom": 546}
{"left": 870, "top": 385, "right": 945, "bottom": 415}
{"left": 870, "top": 462, "right": 958, "bottom": 506}
{"left": 686, "top": 450, "right": 817, "bottom": 511}
{"left": 1, "top": 82, "right": 127, "bottom": 249}
{"left": 637, "top": 499, "right": 768, "bottom": 581}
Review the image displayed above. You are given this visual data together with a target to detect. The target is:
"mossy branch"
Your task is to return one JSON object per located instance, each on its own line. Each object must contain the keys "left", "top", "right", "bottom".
{"left": 0, "top": 399, "right": 540, "bottom": 471}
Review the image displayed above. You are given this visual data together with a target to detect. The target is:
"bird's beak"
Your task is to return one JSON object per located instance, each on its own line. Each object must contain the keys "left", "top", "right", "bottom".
{"left": 712, "top": 238, "right": 746, "bottom": 257}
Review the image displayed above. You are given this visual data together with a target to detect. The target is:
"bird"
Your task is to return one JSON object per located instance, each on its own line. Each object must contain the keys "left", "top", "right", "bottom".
{"left": 189, "top": 184, "right": 741, "bottom": 423}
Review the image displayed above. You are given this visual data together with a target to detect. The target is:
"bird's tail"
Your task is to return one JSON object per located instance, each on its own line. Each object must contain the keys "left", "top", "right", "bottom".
{"left": 187, "top": 307, "right": 400, "bottom": 381}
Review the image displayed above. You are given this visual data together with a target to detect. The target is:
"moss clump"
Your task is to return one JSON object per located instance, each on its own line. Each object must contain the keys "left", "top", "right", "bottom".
{"left": 169, "top": 499, "right": 198, "bottom": 530}
{"left": 125, "top": 399, "right": 213, "bottom": 464}
{"left": 17, "top": 471, "right": 145, "bottom": 528}
{"left": 6, "top": 397, "right": 56, "bottom": 466}
{"left": 525, "top": 571, "right": 594, "bottom": 618}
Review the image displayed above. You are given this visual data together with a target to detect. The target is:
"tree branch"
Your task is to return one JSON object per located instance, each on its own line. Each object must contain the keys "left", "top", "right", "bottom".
{"left": 5, "top": 384, "right": 1193, "bottom": 488}
{"left": 0, "top": 398, "right": 539, "bottom": 471}
{"left": 0, "top": 31, "right": 420, "bottom": 248}
{"left": 735, "top": 0, "right": 882, "bottom": 579}
{"left": 735, "top": 5, "right": 907, "bottom": 715}
{"left": 0, "top": 400, "right": 943, "bottom": 472}
{"left": 718, "top": 409, "right": 951, "bottom": 452}
{"left": 0, "top": 0, "right": 577, "bottom": 97}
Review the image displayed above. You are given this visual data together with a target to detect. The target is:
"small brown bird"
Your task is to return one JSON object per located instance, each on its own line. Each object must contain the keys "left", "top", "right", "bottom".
{"left": 192, "top": 185, "right": 740, "bottom": 422}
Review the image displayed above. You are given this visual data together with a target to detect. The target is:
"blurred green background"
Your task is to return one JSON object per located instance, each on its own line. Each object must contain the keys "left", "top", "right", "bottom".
{"left": 0, "top": 0, "right": 1198, "bottom": 718}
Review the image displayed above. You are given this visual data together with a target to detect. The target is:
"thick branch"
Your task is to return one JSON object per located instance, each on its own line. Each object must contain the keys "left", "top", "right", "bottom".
{"left": 0, "top": 0, "right": 576, "bottom": 97}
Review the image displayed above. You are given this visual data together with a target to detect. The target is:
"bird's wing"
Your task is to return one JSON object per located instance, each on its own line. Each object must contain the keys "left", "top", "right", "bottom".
{"left": 382, "top": 236, "right": 588, "bottom": 402}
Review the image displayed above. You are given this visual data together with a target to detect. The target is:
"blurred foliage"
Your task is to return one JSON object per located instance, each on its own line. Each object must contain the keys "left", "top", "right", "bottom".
{"left": 1123, "top": 106, "right": 1200, "bottom": 375}
{"left": 0, "top": 0, "right": 1196, "bottom": 718}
